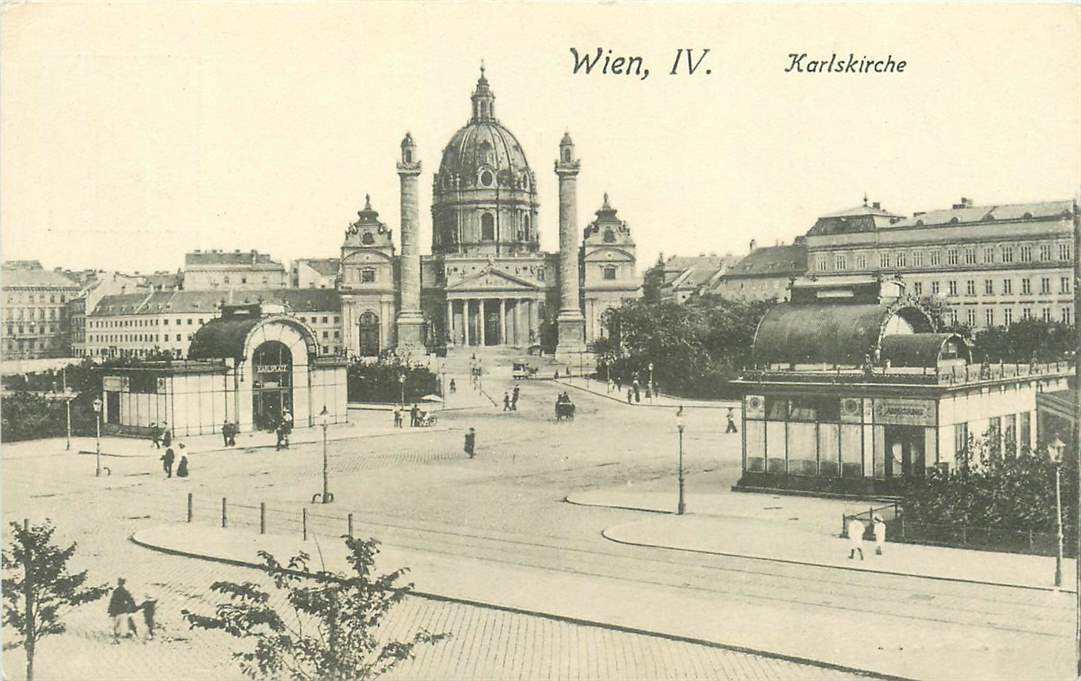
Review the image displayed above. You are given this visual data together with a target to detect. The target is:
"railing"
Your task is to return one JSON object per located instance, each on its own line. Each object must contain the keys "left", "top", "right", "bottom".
{"left": 741, "top": 361, "right": 1072, "bottom": 386}
{"left": 186, "top": 493, "right": 356, "bottom": 542}
{"left": 838, "top": 498, "right": 1072, "bottom": 556}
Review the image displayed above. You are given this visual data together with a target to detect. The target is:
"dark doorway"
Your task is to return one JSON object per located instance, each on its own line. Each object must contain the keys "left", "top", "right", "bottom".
{"left": 252, "top": 341, "right": 293, "bottom": 430}
{"left": 884, "top": 425, "right": 926, "bottom": 478}
{"left": 106, "top": 391, "right": 120, "bottom": 425}
{"left": 359, "top": 311, "right": 380, "bottom": 357}
{"left": 483, "top": 302, "right": 500, "bottom": 345}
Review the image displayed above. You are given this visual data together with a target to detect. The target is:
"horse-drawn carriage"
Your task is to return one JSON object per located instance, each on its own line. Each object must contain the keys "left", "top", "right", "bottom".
{"left": 512, "top": 362, "right": 538, "bottom": 380}
{"left": 555, "top": 394, "right": 576, "bottom": 421}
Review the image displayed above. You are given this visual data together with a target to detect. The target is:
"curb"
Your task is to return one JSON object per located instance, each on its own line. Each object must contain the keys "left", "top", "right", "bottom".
{"left": 562, "top": 494, "right": 675, "bottom": 516}
{"left": 128, "top": 530, "right": 909, "bottom": 681}
{"left": 598, "top": 525, "right": 1076, "bottom": 595}
{"left": 555, "top": 380, "right": 736, "bottom": 410}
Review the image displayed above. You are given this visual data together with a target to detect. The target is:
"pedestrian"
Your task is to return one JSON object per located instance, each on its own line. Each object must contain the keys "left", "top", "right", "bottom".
{"left": 847, "top": 517, "right": 866, "bottom": 560}
{"left": 140, "top": 594, "right": 158, "bottom": 641}
{"left": 410, "top": 403, "right": 420, "bottom": 427}
{"left": 634, "top": 385, "right": 640, "bottom": 403}
{"left": 503, "top": 391, "right": 511, "bottom": 412}
{"left": 872, "top": 514, "right": 886, "bottom": 555}
{"left": 161, "top": 424, "right": 172, "bottom": 448}
{"left": 393, "top": 406, "right": 403, "bottom": 428}
{"left": 275, "top": 421, "right": 286, "bottom": 451}
{"left": 221, "top": 420, "right": 231, "bottom": 447}
{"left": 108, "top": 578, "right": 138, "bottom": 644}
{"left": 176, "top": 452, "right": 189, "bottom": 478}
{"left": 449, "top": 378, "right": 457, "bottom": 394}
{"left": 282, "top": 408, "right": 293, "bottom": 438}
{"left": 464, "top": 427, "right": 476, "bottom": 458}
{"left": 160, "top": 446, "right": 175, "bottom": 478}
{"left": 512, "top": 385, "right": 520, "bottom": 410}
{"left": 725, "top": 407, "right": 738, "bottom": 434}
{"left": 554, "top": 370, "right": 560, "bottom": 380}
{"left": 227, "top": 421, "right": 237, "bottom": 446}
{"left": 149, "top": 422, "right": 162, "bottom": 448}
{"left": 626, "top": 388, "right": 633, "bottom": 404}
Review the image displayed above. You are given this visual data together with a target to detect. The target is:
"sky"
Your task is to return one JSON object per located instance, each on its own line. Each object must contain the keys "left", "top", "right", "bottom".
{"left": 2, "top": 3, "right": 1080, "bottom": 274}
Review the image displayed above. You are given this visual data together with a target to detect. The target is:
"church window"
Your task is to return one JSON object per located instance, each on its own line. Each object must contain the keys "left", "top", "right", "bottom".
{"left": 603, "top": 266, "right": 617, "bottom": 280}
{"left": 538, "top": 269, "right": 545, "bottom": 281}
{"left": 522, "top": 214, "right": 530, "bottom": 239}
{"left": 481, "top": 214, "right": 495, "bottom": 240}
{"left": 603, "top": 229, "right": 616, "bottom": 243}
{"left": 360, "top": 269, "right": 376, "bottom": 283}
{"left": 361, "top": 232, "right": 375, "bottom": 245}
{"left": 480, "top": 171, "right": 493, "bottom": 187}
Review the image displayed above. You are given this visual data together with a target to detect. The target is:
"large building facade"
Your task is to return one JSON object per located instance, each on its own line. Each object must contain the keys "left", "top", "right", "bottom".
{"left": 339, "top": 68, "right": 641, "bottom": 358}
{"left": 803, "top": 198, "right": 1076, "bottom": 329}
{"left": 1, "top": 261, "right": 81, "bottom": 359}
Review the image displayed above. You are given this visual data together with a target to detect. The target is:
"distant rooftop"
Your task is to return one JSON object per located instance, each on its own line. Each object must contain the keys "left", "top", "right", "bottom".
{"left": 722, "top": 243, "right": 807, "bottom": 278}
{"left": 92, "top": 288, "right": 341, "bottom": 317}
{"left": 2, "top": 263, "right": 80, "bottom": 289}
{"left": 892, "top": 199, "right": 1073, "bottom": 228}
{"left": 185, "top": 249, "right": 284, "bottom": 269}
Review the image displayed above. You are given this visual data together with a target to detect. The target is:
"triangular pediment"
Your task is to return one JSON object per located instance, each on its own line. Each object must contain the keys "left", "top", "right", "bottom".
{"left": 447, "top": 266, "right": 541, "bottom": 291}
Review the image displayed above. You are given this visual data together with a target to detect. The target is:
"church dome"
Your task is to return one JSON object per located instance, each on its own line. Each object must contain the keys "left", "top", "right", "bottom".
{"left": 435, "top": 67, "right": 534, "bottom": 191}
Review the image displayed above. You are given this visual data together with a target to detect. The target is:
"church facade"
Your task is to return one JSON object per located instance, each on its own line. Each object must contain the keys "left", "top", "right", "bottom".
{"left": 338, "top": 68, "right": 641, "bottom": 358}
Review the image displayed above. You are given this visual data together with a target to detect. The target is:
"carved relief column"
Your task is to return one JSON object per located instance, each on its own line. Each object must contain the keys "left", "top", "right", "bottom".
{"left": 554, "top": 132, "right": 585, "bottom": 359}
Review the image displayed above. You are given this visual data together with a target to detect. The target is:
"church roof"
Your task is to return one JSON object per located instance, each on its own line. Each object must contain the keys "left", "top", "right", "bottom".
{"left": 437, "top": 69, "right": 532, "bottom": 187}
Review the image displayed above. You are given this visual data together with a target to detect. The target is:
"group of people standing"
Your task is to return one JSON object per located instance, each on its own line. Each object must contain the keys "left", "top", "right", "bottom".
{"left": 502, "top": 385, "right": 521, "bottom": 412}
{"left": 153, "top": 420, "right": 188, "bottom": 479}
{"left": 107, "top": 578, "right": 157, "bottom": 644}
{"left": 393, "top": 403, "right": 430, "bottom": 428}
{"left": 846, "top": 514, "right": 888, "bottom": 560}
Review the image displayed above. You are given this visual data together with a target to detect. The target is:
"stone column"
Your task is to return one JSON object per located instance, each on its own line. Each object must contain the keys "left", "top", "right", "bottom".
{"left": 498, "top": 299, "right": 506, "bottom": 345}
{"left": 554, "top": 132, "right": 585, "bottom": 359}
{"left": 396, "top": 133, "right": 425, "bottom": 354}
{"left": 463, "top": 300, "right": 471, "bottom": 346}
{"left": 445, "top": 299, "right": 453, "bottom": 345}
{"left": 478, "top": 300, "right": 486, "bottom": 346}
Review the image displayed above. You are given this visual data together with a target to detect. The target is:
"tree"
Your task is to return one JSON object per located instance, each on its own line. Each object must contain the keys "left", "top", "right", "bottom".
{"left": 641, "top": 254, "right": 666, "bottom": 304}
{"left": 2, "top": 520, "right": 110, "bottom": 681}
{"left": 183, "top": 535, "right": 447, "bottom": 681}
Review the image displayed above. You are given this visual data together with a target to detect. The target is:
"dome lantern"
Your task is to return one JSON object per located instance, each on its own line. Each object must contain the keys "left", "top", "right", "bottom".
{"left": 470, "top": 62, "right": 496, "bottom": 122}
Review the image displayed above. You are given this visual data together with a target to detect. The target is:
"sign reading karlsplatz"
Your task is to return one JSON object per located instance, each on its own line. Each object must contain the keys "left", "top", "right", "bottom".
{"left": 873, "top": 398, "right": 935, "bottom": 426}
{"left": 255, "top": 364, "right": 289, "bottom": 374}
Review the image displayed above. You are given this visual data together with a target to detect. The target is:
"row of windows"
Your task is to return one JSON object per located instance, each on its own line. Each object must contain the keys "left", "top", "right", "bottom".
{"left": 911, "top": 276, "right": 1071, "bottom": 297}
{"left": 4, "top": 324, "right": 59, "bottom": 336}
{"left": 3, "top": 307, "right": 66, "bottom": 321}
{"left": 819, "top": 241, "right": 1073, "bottom": 272}
{"left": 3, "top": 293, "right": 69, "bottom": 304}
{"left": 82, "top": 343, "right": 343, "bottom": 358}
{"left": 942, "top": 306, "right": 1072, "bottom": 327}
{"left": 90, "top": 314, "right": 341, "bottom": 328}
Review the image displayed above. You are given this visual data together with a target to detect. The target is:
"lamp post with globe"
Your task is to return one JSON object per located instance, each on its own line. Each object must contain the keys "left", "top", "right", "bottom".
{"left": 676, "top": 409, "right": 686, "bottom": 515}
{"left": 1049, "top": 435, "right": 1067, "bottom": 588}
{"left": 311, "top": 406, "right": 334, "bottom": 504}
{"left": 92, "top": 396, "right": 103, "bottom": 477}
{"left": 398, "top": 372, "right": 406, "bottom": 407}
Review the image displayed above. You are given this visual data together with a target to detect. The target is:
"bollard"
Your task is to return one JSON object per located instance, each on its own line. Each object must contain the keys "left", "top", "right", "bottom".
{"left": 260, "top": 502, "right": 267, "bottom": 535}
{"left": 187, "top": 493, "right": 193, "bottom": 523}
{"left": 221, "top": 497, "right": 227, "bottom": 529}
{"left": 302, "top": 508, "right": 308, "bottom": 541}
{"left": 347, "top": 513, "right": 354, "bottom": 538}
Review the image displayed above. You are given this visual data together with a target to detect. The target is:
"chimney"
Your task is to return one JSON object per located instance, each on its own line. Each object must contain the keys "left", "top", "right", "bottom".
{"left": 749, "top": 239, "right": 757, "bottom": 251}
{"left": 872, "top": 201, "right": 881, "bottom": 209}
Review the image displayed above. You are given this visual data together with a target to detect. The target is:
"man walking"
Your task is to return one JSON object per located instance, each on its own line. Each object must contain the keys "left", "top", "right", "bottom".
{"left": 464, "top": 427, "right": 476, "bottom": 458}
{"left": 149, "top": 422, "right": 162, "bottom": 448}
{"left": 221, "top": 420, "right": 231, "bottom": 447}
{"left": 140, "top": 593, "right": 158, "bottom": 641}
{"left": 108, "top": 578, "right": 137, "bottom": 643}
{"left": 160, "top": 446, "right": 175, "bottom": 478}
{"left": 161, "top": 424, "right": 172, "bottom": 448}
{"left": 503, "top": 391, "right": 511, "bottom": 412}
{"left": 512, "top": 385, "right": 520, "bottom": 411}
{"left": 393, "top": 406, "right": 403, "bottom": 428}
{"left": 847, "top": 517, "right": 866, "bottom": 560}
{"left": 410, "top": 403, "right": 420, "bottom": 427}
{"left": 725, "top": 407, "right": 739, "bottom": 434}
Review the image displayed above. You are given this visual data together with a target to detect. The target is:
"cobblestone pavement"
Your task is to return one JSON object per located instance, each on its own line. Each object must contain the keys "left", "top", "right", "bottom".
{"left": 3, "top": 377, "right": 1073, "bottom": 679}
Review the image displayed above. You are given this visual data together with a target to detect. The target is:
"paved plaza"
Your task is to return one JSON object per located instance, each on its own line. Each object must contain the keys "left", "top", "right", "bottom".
{"left": 2, "top": 374, "right": 1075, "bottom": 680}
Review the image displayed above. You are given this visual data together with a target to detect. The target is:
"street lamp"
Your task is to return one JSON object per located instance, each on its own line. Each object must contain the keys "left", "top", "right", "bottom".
{"left": 311, "top": 406, "right": 334, "bottom": 504}
{"left": 1050, "top": 435, "right": 1067, "bottom": 588}
{"left": 440, "top": 365, "right": 447, "bottom": 404}
{"left": 63, "top": 387, "right": 74, "bottom": 451}
{"left": 91, "top": 396, "right": 103, "bottom": 477}
{"left": 398, "top": 373, "right": 405, "bottom": 407}
{"left": 676, "top": 409, "right": 686, "bottom": 515}
{"left": 649, "top": 362, "right": 655, "bottom": 404}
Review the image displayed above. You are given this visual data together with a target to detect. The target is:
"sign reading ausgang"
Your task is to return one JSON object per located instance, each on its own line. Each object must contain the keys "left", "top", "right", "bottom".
{"left": 873, "top": 398, "right": 935, "bottom": 426}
